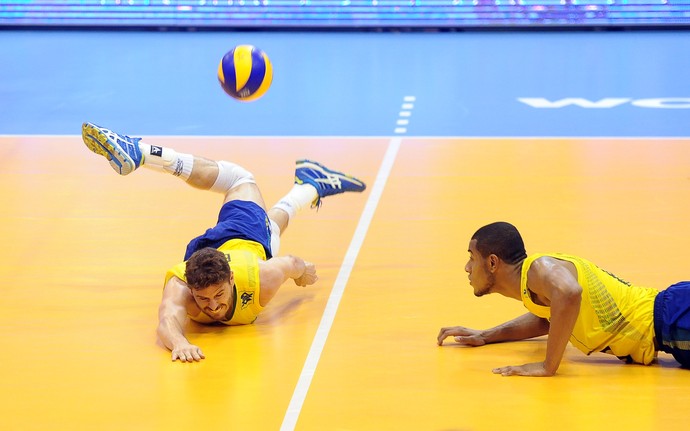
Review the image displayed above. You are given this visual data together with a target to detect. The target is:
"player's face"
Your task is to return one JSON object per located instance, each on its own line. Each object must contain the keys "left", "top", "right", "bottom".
{"left": 192, "top": 276, "right": 234, "bottom": 320}
{"left": 465, "top": 239, "right": 495, "bottom": 297}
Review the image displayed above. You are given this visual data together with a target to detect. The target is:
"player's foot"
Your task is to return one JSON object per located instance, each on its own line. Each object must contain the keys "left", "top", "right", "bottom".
{"left": 81, "top": 122, "right": 143, "bottom": 175}
{"left": 294, "top": 159, "right": 366, "bottom": 208}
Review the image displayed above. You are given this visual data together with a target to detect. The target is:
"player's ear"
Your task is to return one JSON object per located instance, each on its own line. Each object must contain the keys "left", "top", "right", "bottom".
{"left": 488, "top": 254, "right": 499, "bottom": 272}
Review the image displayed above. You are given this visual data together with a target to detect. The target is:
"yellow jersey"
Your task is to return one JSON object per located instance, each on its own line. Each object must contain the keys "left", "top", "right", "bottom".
{"left": 164, "top": 238, "right": 266, "bottom": 325}
{"left": 520, "top": 253, "right": 658, "bottom": 364}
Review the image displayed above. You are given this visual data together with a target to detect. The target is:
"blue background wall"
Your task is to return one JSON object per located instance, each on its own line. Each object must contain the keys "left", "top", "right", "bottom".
{"left": 0, "top": 30, "right": 688, "bottom": 137}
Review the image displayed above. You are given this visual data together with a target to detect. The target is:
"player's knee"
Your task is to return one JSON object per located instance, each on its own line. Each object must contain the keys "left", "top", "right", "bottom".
{"left": 210, "top": 161, "right": 256, "bottom": 194}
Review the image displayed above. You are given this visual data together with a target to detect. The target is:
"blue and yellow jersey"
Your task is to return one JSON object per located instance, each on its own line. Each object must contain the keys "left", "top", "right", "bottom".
{"left": 164, "top": 238, "right": 266, "bottom": 325}
{"left": 520, "top": 253, "right": 659, "bottom": 365}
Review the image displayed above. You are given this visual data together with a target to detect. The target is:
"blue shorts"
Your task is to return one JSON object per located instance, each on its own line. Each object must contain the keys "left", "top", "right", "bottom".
{"left": 654, "top": 281, "right": 690, "bottom": 368}
{"left": 184, "top": 200, "right": 273, "bottom": 261}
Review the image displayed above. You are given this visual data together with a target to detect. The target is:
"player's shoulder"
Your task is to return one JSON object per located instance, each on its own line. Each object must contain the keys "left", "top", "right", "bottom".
{"left": 529, "top": 254, "right": 573, "bottom": 269}
{"left": 525, "top": 255, "right": 572, "bottom": 283}
{"left": 163, "top": 276, "right": 195, "bottom": 302}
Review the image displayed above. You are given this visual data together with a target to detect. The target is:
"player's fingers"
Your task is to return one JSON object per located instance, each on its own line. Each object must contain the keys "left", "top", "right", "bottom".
{"left": 492, "top": 366, "right": 515, "bottom": 376}
{"left": 440, "top": 327, "right": 463, "bottom": 338}
{"left": 454, "top": 335, "right": 480, "bottom": 346}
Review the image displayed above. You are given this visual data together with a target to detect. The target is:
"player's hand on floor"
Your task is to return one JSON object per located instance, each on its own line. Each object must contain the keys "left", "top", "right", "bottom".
{"left": 437, "top": 326, "right": 486, "bottom": 346}
{"left": 295, "top": 261, "right": 318, "bottom": 287}
{"left": 492, "top": 361, "right": 554, "bottom": 377}
{"left": 172, "top": 343, "right": 205, "bottom": 362}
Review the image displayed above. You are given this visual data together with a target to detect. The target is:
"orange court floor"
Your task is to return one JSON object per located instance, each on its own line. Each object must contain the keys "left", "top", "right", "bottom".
{"left": 1, "top": 135, "right": 690, "bottom": 431}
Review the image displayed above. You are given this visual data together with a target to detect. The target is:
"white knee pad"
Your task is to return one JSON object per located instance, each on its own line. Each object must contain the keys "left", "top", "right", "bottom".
{"left": 209, "top": 161, "right": 256, "bottom": 194}
{"left": 269, "top": 219, "right": 281, "bottom": 256}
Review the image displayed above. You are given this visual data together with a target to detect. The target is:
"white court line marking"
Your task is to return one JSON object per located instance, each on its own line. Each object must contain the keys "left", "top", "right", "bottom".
{"left": 280, "top": 138, "right": 402, "bottom": 431}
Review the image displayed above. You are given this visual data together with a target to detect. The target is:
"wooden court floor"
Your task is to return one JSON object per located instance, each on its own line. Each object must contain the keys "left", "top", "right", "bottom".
{"left": 2, "top": 136, "right": 690, "bottom": 431}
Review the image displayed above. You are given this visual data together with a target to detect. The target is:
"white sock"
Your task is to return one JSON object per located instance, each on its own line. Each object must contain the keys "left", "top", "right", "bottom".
{"left": 271, "top": 184, "right": 318, "bottom": 221}
{"left": 140, "top": 142, "right": 193, "bottom": 181}
{"left": 269, "top": 219, "right": 281, "bottom": 256}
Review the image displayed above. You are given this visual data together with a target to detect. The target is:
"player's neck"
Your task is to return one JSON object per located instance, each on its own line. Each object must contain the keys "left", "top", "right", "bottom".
{"left": 496, "top": 263, "right": 523, "bottom": 300}
{"left": 222, "top": 284, "right": 237, "bottom": 321}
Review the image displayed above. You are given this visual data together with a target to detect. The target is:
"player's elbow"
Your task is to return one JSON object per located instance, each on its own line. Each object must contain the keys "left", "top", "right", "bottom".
{"left": 550, "top": 285, "right": 582, "bottom": 320}
{"left": 558, "top": 284, "right": 582, "bottom": 305}
{"left": 157, "top": 306, "right": 184, "bottom": 333}
{"left": 156, "top": 314, "right": 173, "bottom": 335}
{"left": 283, "top": 254, "right": 305, "bottom": 278}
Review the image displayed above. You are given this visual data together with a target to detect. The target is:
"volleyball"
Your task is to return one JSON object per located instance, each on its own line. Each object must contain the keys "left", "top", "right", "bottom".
{"left": 217, "top": 45, "right": 273, "bottom": 102}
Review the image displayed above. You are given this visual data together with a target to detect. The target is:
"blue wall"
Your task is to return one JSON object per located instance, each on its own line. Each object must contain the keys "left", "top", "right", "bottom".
{"left": 1, "top": 30, "right": 688, "bottom": 137}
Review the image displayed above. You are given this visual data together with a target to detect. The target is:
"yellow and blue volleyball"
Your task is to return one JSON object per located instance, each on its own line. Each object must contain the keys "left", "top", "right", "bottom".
{"left": 217, "top": 45, "right": 273, "bottom": 102}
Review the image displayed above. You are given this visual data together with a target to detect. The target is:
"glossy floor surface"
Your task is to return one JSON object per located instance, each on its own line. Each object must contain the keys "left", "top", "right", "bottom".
{"left": 2, "top": 136, "right": 690, "bottom": 431}
{"left": 1, "top": 28, "right": 689, "bottom": 431}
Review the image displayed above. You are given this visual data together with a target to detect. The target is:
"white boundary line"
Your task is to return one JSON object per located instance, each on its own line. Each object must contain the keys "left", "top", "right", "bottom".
{"left": 280, "top": 137, "right": 402, "bottom": 431}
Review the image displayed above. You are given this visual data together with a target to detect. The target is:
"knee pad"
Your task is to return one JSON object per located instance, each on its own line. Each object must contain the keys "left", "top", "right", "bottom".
{"left": 210, "top": 161, "right": 255, "bottom": 194}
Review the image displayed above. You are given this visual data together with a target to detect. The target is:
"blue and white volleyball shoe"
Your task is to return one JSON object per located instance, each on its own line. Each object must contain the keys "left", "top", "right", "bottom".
{"left": 294, "top": 159, "right": 367, "bottom": 208}
{"left": 81, "top": 122, "right": 143, "bottom": 175}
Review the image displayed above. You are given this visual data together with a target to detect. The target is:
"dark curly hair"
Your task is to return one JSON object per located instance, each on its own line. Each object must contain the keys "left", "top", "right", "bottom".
{"left": 471, "top": 222, "right": 527, "bottom": 265}
{"left": 185, "top": 247, "right": 232, "bottom": 290}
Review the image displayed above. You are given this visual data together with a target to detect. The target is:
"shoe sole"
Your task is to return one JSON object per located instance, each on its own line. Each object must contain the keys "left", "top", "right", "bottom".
{"left": 82, "top": 122, "right": 134, "bottom": 175}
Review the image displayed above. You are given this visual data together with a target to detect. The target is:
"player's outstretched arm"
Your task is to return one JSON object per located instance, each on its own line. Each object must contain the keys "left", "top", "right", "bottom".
{"left": 258, "top": 255, "right": 318, "bottom": 306}
{"left": 492, "top": 258, "right": 582, "bottom": 377}
{"left": 157, "top": 277, "right": 205, "bottom": 362}
{"left": 437, "top": 312, "right": 550, "bottom": 347}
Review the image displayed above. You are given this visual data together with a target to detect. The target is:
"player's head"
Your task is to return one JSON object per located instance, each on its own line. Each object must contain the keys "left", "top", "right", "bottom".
{"left": 466, "top": 222, "right": 526, "bottom": 297}
{"left": 185, "top": 248, "right": 234, "bottom": 320}
{"left": 471, "top": 222, "right": 527, "bottom": 264}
